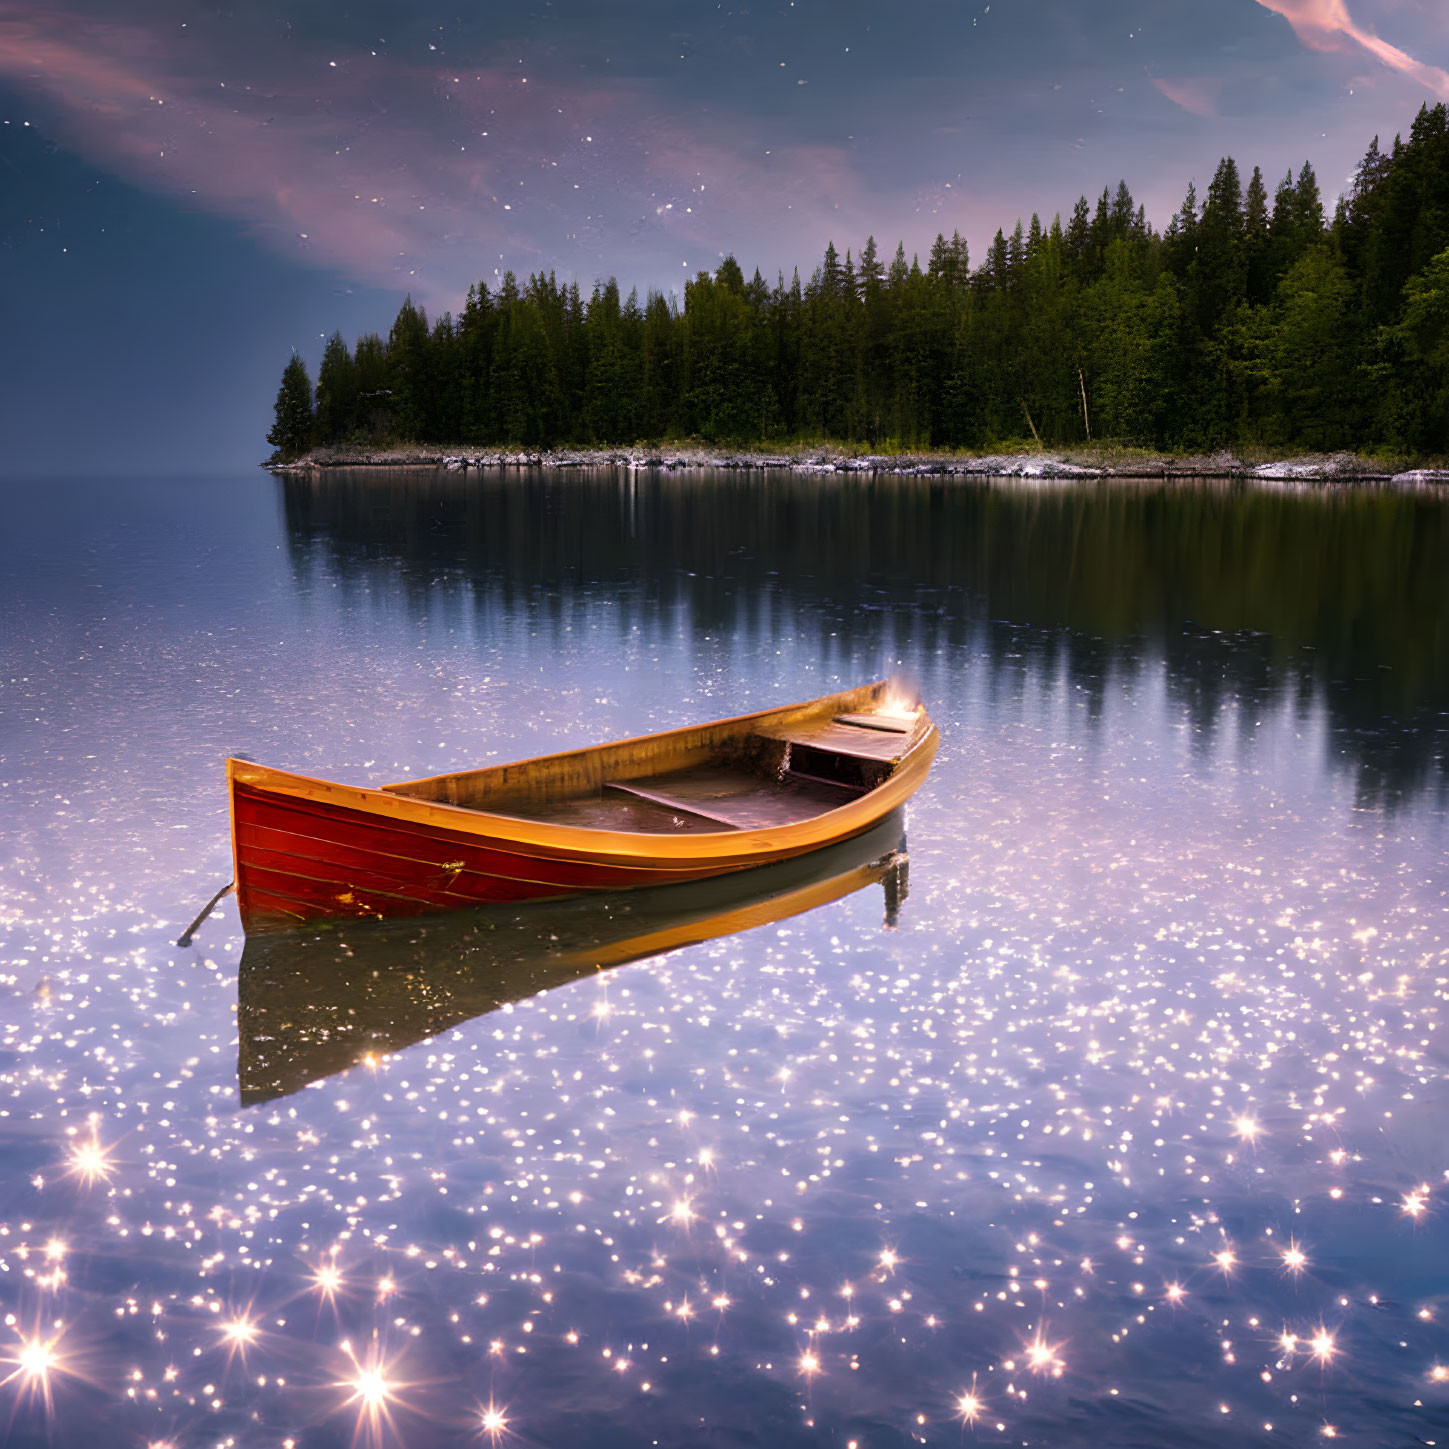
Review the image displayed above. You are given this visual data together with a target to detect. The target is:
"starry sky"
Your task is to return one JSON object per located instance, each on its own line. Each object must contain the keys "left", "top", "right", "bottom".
{"left": 3, "top": 0, "right": 1447, "bottom": 475}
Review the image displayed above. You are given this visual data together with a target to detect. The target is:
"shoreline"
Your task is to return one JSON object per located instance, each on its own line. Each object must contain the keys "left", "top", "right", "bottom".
{"left": 266, "top": 444, "right": 1449, "bottom": 486}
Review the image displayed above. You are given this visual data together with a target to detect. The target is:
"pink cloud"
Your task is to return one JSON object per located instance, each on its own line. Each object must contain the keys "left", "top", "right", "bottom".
{"left": 1253, "top": 0, "right": 1449, "bottom": 99}
{"left": 0, "top": 10, "right": 501, "bottom": 308}
{"left": 0, "top": 3, "right": 873, "bottom": 310}
{"left": 1149, "top": 75, "right": 1225, "bottom": 117}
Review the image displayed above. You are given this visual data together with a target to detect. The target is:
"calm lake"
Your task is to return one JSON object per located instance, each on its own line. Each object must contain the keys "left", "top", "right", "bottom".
{"left": 2, "top": 468, "right": 1447, "bottom": 1448}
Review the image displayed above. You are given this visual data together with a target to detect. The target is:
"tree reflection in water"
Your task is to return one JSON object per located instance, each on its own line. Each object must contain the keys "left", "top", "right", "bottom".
{"left": 282, "top": 468, "right": 1449, "bottom": 809}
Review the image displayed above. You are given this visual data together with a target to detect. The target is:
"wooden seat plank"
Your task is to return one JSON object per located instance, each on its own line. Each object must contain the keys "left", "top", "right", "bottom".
{"left": 753, "top": 719, "right": 915, "bottom": 762}
{"left": 503, "top": 791, "right": 726, "bottom": 834}
{"left": 603, "top": 781, "right": 743, "bottom": 829}
{"left": 834, "top": 711, "right": 917, "bottom": 734}
{"left": 604, "top": 764, "right": 861, "bottom": 831}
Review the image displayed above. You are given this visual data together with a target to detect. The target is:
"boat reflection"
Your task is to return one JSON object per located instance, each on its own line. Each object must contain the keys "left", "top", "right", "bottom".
{"left": 237, "top": 813, "right": 909, "bottom": 1104}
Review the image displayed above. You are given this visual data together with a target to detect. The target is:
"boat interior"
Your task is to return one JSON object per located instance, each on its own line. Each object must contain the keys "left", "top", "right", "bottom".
{"left": 383, "top": 698, "right": 927, "bottom": 835}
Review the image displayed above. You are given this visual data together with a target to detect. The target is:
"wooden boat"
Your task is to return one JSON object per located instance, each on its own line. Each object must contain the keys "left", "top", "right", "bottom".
{"left": 237, "top": 813, "right": 909, "bottom": 1103}
{"left": 228, "top": 679, "right": 937, "bottom": 935}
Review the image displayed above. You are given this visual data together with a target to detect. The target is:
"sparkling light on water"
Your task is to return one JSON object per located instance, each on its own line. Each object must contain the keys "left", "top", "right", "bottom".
{"left": 2, "top": 1328, "right": 70, "bottom": 1414}
{"left": 66, "top": 1133, "right": 116, "bottom": 1186}
{"left": 2, "top": 472, "right": 1448, "bottom": 1446}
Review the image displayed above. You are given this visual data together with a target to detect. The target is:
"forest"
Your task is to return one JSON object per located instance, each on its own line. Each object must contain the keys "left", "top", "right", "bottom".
{"left": 268, "top": 103, "right": 1449, "bottom": 459}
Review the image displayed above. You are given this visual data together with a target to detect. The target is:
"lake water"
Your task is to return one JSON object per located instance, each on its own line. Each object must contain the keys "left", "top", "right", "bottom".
{"left": 1, "top": 468, "right": 1447, "bottom": 1448}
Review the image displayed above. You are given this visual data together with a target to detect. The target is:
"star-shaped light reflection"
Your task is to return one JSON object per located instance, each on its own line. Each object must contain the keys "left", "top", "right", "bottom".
{"left": 1023, "top": 1333, "right": 1064, "bottom": 1375}
{"left": 2, "top": 1329, "right": 72, "bottom": 1413}
{"left": 336, "top": 1337, "right": 410, "bottom": 1444}
{"left": 956, "top": 1375, "right": 985, "bottom": 1424}
{"left": 313, "top": 1259, "right": 345, "bottom": 1301}
{"left": 66, "top": 1134, "right": 115, "bottom": 1186}
{"left": 1280, "top": 1240, "right": 1309, "bottom": 1275}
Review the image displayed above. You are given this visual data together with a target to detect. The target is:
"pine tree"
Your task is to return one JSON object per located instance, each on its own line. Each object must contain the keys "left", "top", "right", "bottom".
{"left": 988, "top": 230, "right": 1009, "bottom": 288}
{"left": 1087, "top": 187, "right": 1111, "bottom": 275}
{"left": 639, "top": 290, "right": 679, "bottom": 437}
{"left": 386, "top": 296, "right": 431, "bottom": 440}
{"left": 1355, "top": 136, "right": 1390, "bottom": 202}
{"left": 889, "top": 241, "right": 909, "bottom": 289}
{"left": 267, "top": 355, "right": 314, "bottom": 459}
{"left": 585, "top": 278, "right": 635, "bottom": 441}
{"left": 1065, "top": 197, "right": 1091, "bottom": 272}
{"left": 1111, "top": 180, "right": 1135, "bottom": 238}
{"left": 928, "top": 232, "right": 955, "bottom": 288}
{"left": 1008, "top": 220, "right": 1027, "bottom": 278}
{"left": 561, "top": 279, "right": 589, "bottom": 435}
{"left": 1203, "top": 157, "right": 1244, "bottom": 236}
{"left": 821, "top": 241, "right": 843, "bottom": 298}
{"left": 1192, "top": 157, "right": 1247, "bottom": 327}
{"left": 314, "top": 332, "right": 357, "bottom": 444}
{"left": 351, "top": 333, "right": 390, "bottom": 437}
{"left": 1244, "top": 166, "right": 1272, "bottom": 304}
{"left": 950, "top": 229, "right": 970, "bottom": 286}
{"left": 858, "top": 236, "right": 885, "bottom": 296}
{"left": 430, "top": 312, "right": 462, "bottom": 442}
{"left": 1293, "top": 162, "right": 1324, "bottom": 240}
{"left": 459, "top": 282, "right": 498, "bottom": 442}
{"left": 1163, "top": 180, "right": 1198, "bottom": 278}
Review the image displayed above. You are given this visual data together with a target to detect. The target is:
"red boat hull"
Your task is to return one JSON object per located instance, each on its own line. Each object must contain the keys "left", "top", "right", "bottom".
{"left": 231, "top": 783, "right": 736, "bottom": 933}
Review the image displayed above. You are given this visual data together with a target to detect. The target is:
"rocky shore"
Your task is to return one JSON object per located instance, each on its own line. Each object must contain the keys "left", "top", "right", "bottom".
{"left": 267, "top": 444, "right": 1449, "bottom": 485}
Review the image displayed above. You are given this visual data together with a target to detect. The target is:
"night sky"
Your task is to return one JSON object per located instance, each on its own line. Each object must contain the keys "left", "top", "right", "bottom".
{"left": 2, "top": 0, "right": 1446, "bottom": 475}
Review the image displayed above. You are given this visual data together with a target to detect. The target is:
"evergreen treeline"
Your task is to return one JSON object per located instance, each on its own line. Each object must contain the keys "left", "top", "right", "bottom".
{"left": 269, "top": 104, "right": 1449, "bottom": 460}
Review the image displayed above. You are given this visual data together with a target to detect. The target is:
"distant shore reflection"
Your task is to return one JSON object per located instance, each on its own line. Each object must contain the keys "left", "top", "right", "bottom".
{"left": 281, "top": 468, "right": 1449, "bottom": 808}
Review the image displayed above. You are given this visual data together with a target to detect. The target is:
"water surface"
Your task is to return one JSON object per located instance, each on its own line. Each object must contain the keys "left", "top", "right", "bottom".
{"left": 1, "top": 469, "right": 1447, "bottom": 1448}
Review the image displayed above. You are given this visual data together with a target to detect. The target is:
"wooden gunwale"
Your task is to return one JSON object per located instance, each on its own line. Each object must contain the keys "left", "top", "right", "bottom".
{"left": 382, "top": 680, "right": 891, "bottom": 805}
{"left": 228, "top": 681, "right": 938, "bottom": 870}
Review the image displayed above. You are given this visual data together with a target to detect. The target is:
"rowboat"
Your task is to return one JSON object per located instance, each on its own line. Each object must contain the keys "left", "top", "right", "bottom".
{"left": 228, "top": 679, "right": 937, "bottom": 935}
{"left": 237, "top": 812, "right": 909, "bottom": 1103}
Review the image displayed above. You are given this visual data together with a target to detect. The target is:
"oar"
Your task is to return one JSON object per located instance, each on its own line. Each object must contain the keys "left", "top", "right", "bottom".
{"left": 177, "top": 880, "right": 235, "bottom": 947}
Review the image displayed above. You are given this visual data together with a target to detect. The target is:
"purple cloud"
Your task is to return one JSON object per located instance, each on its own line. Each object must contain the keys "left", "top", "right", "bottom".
{"left": 0, "top": 3, "right": 878, "bottom": 309}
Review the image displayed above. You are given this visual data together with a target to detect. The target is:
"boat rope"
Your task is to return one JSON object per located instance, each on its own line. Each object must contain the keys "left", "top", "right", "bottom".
{"left": 177, "top": 880, "right": 235, "bottom": 948}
